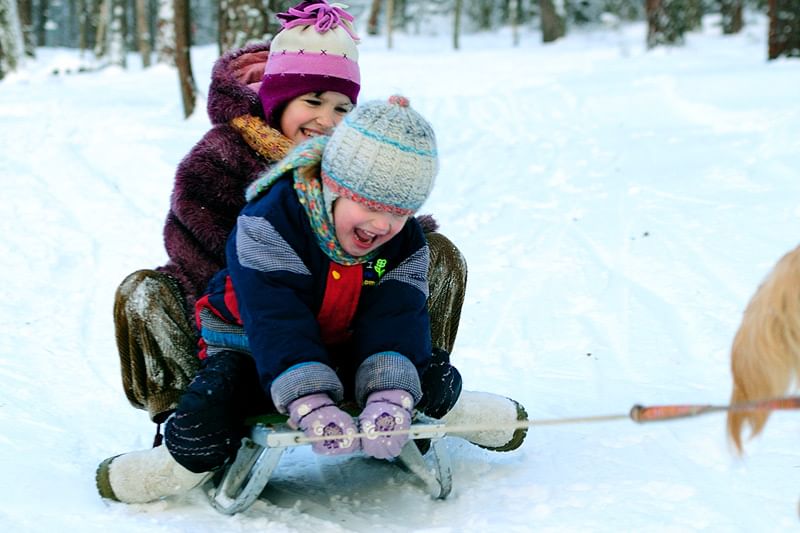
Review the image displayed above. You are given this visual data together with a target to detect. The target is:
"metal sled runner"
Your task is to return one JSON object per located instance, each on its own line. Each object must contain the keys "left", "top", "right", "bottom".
{"left": 207, "top": 414, "right": 453, "bottom": 515}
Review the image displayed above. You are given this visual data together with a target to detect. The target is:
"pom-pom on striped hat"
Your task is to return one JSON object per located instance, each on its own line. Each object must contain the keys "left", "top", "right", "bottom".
{"left": 321, "top": 95, "right": 438, "bottom": 216}
{"left": 259, "top": 0, "right": 361, "bottom": 128}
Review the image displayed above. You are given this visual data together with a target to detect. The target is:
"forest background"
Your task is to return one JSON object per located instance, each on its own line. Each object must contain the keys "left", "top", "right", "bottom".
{"left": 1, "top": 0, "right": 799, "bottom": 118}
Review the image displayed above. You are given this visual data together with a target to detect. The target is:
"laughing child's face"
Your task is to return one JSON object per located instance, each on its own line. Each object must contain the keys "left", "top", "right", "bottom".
{"left": 332, "top": 197, "right": 409, "bottom": 257}
{"left": 280, "top": 91, "right": 353, "bottom": 144}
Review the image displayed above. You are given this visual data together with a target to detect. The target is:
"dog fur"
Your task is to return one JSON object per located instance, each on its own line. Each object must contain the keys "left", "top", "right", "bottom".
{"left": 727, "top": 244, "right": 800, "bottom": 452}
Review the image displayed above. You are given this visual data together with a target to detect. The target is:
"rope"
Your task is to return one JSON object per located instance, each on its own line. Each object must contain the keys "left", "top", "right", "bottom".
{"left": 287, "top": 395, "right": 800, "bottom": 445}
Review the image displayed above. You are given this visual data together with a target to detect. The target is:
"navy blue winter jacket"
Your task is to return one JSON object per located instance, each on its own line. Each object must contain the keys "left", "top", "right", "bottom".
{"left": 196, "top": 176, "right": 432, "bottom": 412}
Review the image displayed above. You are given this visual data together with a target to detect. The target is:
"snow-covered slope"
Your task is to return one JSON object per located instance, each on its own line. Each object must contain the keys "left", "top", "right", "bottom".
{"left": 2, "top": 14, "right": 799, "bottom": 532}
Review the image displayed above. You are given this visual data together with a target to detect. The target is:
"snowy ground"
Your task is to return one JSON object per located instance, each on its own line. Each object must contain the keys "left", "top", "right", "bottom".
{"left": 2, "top": 13, "right": 800, "bottom": 532}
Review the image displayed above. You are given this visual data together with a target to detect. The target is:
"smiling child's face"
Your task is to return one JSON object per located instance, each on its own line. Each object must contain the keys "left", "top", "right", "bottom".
{"left": 279, "top": 91, "right": 353, "bottom": 144}
{"left": 332, "top": 197, "right": 409, "bottom": 257}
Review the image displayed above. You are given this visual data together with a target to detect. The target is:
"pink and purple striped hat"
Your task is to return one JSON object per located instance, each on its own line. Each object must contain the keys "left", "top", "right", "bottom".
{"left": 259, "top": 1, "right": 361, "bottom": 128}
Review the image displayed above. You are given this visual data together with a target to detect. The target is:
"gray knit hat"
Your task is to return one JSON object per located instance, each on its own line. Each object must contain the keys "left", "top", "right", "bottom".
{"left": 321, "top": 95, "right": 438, "bottom": 216}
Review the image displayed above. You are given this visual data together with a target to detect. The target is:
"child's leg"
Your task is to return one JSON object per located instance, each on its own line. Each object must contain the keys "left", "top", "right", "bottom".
{"left": 420, "top": 232, "right": 466, "bottom": 419}
{"left": 442, "top": 391, "right": 528, "bottom": 452}
{"left": 97, "top": 350, "right": 269, "bottom": 503}
{"left": 114, "top": 269, "right": 199, "bottom": 422}
{"left": 164, "top": 350, "right": 270, "bottom": 473}
{"left": 96, "top": 444, "right": 209, "bottom": 503}
{"left": 423, "top": 234, "right": 527, "bottom": 452}
{"left": 425, "top": 232, "right": 467, "bottom": 354}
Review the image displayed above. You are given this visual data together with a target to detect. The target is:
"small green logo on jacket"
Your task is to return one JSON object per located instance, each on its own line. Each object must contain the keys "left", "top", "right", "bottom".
{"left": 363, "top": 258, "right": 388, "bottom": 286}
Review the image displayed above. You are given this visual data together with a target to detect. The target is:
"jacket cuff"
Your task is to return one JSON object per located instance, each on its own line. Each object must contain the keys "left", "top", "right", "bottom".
{"left": 270, "top": 362, "right": 344, "bottom": 414}
{"left": 354, "top": 352, "right": 422, "bottom": 407}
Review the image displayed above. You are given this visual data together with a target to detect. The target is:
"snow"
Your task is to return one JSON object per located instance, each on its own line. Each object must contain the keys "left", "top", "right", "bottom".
{"left": 3, "top": 13, "right": 800, "bottom": 532}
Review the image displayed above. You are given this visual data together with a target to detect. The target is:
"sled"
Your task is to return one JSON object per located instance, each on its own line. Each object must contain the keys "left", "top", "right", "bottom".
{"left": 207, "top": 413, "right": 453, "bottom": 515}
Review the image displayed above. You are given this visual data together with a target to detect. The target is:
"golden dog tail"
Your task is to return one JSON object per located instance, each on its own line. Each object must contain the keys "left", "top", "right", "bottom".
{"left": 728, "top": 245, "right": 800, "bottom": 453}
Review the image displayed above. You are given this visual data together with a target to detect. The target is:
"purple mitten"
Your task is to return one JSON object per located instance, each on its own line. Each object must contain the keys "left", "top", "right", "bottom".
{"left": 288, "top": 393, "right": 360, "bottom": 455}
{"left": 358, "top": 389, "right": 414, "bottom": 460}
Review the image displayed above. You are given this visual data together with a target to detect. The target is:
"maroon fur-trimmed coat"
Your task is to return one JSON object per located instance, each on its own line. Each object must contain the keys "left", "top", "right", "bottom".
{"left": 156, "top": 42, "right": 287, "bottom": 315}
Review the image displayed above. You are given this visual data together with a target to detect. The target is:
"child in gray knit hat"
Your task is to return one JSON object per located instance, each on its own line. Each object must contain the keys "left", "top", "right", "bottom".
{"left": 97, "top": 96, "right": 460, "bottom": 503}
{"left": 199, "top": 95, "right": 444, "bottom": 465}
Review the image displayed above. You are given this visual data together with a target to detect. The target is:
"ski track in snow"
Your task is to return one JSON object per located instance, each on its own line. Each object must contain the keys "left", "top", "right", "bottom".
{"left": 2, "top": 14, "right": 800, "bottom": 532}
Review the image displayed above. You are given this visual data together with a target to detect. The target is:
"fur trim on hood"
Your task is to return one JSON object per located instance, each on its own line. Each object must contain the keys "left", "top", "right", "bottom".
{"left": 207, "top": 42, "right": 271, "bottom": 125}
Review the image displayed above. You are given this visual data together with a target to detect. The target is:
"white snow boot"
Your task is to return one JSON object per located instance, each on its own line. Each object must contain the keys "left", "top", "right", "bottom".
{"left": 96, "top": 445, "right": 210, "bottom": 503}
{"left": 441, "top": 390, "right": 528, "bottom": 451}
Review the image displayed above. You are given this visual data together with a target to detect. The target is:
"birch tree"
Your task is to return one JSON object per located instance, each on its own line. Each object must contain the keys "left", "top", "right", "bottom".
{"left": 0, "top": 0, "right": 25, "bottom": 78}
{"left": 107, "top": 0, "right": 126, "bottom": 67}
{"left": 155, "top": 0, "right": 175, "bottom": 65}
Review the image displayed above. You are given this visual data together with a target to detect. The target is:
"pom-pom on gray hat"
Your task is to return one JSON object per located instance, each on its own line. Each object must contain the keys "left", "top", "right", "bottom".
{"left": 321, "top": 95, "right": 438, "bottom": 216}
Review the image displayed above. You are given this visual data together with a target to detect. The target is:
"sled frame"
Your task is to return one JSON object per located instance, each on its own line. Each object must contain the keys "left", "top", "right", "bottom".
{"left": 208, "top": 413, "right": 452, "bottom": 515}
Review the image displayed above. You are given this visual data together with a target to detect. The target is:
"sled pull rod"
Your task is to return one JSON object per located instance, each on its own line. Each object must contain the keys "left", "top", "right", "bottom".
{"left": 276, "top": 396, "right": 800, "bottom": 445}
{"left": 629, "top": 395, "right": 800, "bottom": 423}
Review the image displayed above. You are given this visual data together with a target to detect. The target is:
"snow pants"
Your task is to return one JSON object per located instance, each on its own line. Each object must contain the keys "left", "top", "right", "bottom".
{"left": 113, "top": 231, "right": 468, "bottom": 424}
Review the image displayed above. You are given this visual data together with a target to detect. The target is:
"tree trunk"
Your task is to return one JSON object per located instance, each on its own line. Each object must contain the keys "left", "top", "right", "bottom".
{"left": 107, "top": 0, "right": 126, "bottom": 67}
{"left": 155, "top": 0, "right": 174, "bottom": 65}
{"left": 67, "top": 0, "right": 77, "bottom": 49}
{"left": 17, "top": 0, "right": 35, "bottom": 56}
{"left": 82, "top": 0, "right": 100, "bottom": 55}
{"left": 646, "top": 0, "right": 689, "bottom": 48}
{"left": 510, "top": 0, "right": 519, "bottom": 46}
{"left": 174, "top": 0, "right": 196, "bottom": 118}
{"left": 768, "top": 0, "right": 800, "bottom": 59}
{"left": 36, "top": 0, "right": 47, "bottom": 45}
{"left": 540, "top": 0, "right": 565, "bottom": 43}
{"left": 78, "top": 0, "right": 87, "bottom": 55}
{"left": 720, "top": 0, "right": 743, "bottom": 34}
{"left": 473, "top": 0, "right": 492, "bottom": 31}
{"left": 94, "top": 0, "right": 108, "bottom": 58}
{"left": 453, "top": 0, "right": 462, "bottom": 50}
{"left": 367, "top": 0, "right": 381, "bottom": 35}
{"left": 686, "top": 0, "right": 703, "bottom": 31}
{"left": 135, "top": 0, "right": 150, "bottom": 67}
{"left": 386, "top": 0, "right": 393, "bottom": 49}
{"left": 0, "top": 0, "right": 25, "bottom": 78}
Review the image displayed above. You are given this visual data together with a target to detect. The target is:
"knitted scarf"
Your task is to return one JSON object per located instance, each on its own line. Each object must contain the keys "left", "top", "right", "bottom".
{"left": 246, "top": 136, "right": 377, "bottom": 266}
{"left": 230, "top": 114, "right": 294, "bottom": 161}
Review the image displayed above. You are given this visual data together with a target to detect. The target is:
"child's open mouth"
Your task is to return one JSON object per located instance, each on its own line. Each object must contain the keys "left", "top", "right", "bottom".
{"left": 353, "top": 228, "right": 377, "bottom": 248}
{"left": 301, "top": 127, "right": 324, "bottom": 138}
